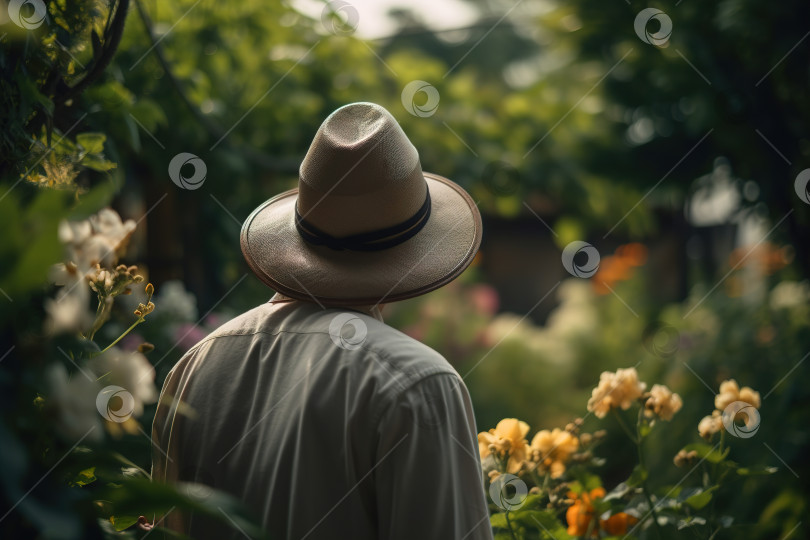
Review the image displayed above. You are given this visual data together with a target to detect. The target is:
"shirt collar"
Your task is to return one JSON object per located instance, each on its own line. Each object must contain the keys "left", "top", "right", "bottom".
{"left": 269, "top": 293, "right": 384, "bottom": 323}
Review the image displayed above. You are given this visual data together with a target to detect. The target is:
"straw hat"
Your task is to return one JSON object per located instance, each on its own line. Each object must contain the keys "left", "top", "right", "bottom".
{"left": 240, "top": 102, "right": 482, "bottom": 306}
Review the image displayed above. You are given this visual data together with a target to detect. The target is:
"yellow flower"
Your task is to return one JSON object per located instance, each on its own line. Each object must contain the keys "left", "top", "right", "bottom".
{"left": 529, "top": 428, "right": 579, "bottom": 478}
{"left": 644, "top": 384, "right": 683, "bottom": 421}
{"left": 714, "top": 379, "right": 761, "bottom": 411}
{"left": 698, "top": 410, "right": 723, "bottom": 440}
{"left": 478, "top": 418, "right": 529, "bottom": 474}
{"left": 587, "top": 367, "right": 646, "bottom": 418}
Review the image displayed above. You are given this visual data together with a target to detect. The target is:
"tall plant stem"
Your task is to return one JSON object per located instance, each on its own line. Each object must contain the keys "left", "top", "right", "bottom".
{"left": 504, "top": 510, "right": 518, "bottom": 540}
{"left": 635, "top": 410, "right": 664, "bottom": 540}
{"left": 97, "top": 317, "right": 144, "bottom": 355}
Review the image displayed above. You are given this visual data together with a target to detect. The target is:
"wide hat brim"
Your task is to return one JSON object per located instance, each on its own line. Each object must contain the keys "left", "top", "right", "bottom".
{"left": 240, "top": 172, "right": 482, "bottom": 306}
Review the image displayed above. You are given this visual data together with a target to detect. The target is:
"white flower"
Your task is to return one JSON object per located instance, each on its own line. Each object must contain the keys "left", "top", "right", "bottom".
{"left": 770, "top": 281, "right": 810, "bottom": 310}
{"left": 90, "top": 208, "right": 136, "bottom": 241}
{"left": 86, "top": 347, "right": 157, "bottom": 418}
{"left": 45, "top": 208, "right": 138, "bottom": 334}
{"left": 44, "top": 286, "right": 93, "bottom": 335}
{"left": 46, "top": 364, "right": 102, "bottom": 442}
{"left": 48, "top": 262, "right": 80, "bottom": 287}
{"left": 156, "top": 280, "right": 198, "bottom": 322}
{"left": 54, "top": 208, "right": 136, "bottom": 277}
{"left": 58, "top": 219, "right": 92, "bottom": 246}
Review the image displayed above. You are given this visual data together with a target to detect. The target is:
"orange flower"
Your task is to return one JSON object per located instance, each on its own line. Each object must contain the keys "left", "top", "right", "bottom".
{"left": 615, "top": 243, "right": 648, "bottom": 267}
{"left": 592, "top": 243, "right": 648, "bottom": 295}
{"left": 600, "top": 512, "right": 639, "bottom": 536}
{"left": 565, "top": 487, "right": 638, "bottom": 537}
{"left": 565, "top": 487, "right": 605, "bottom": 537}
{"left": 727, "top": 242, "right": 792, "bottom": 276}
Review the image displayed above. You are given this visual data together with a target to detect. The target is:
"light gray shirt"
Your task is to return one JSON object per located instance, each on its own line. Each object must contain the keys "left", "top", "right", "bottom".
{"left": 151, "top": 294, "right": 493, "bottom": 539}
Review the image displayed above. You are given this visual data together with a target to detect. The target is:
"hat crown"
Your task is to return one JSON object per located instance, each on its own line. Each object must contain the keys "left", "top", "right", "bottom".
{"left": 297, "top": 102, "right": 427, "bottom": 237}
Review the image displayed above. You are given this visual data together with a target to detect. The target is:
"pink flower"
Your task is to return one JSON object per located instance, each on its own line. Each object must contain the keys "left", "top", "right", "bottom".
{"left": 402, "top": 324, "right": 425, "bottom": 341}
{"left": 468, "top": 284, "right": 499, "bottom": 316}
{"left": 173, "top": 323, "right": 207, "bottom": 351}
{"left": 120, "top": 332, "right": 144, "bottom": 351}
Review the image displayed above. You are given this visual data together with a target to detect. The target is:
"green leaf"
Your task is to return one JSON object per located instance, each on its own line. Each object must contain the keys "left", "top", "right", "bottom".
{"left": 626, "top": 465, "right": 648, "bottom": 487}
{"left": 80, "top": 154, "right": 117, "bottom": 172}
{"left": 507, "top": 508, "right": 573, "bottom": 539}
{"left": 68, "top": 180, "right": 117, "bottom": 220}
{"left": 683, "top": 486, "right": 718, "bottom": 510}
{"left": 97, "top": 478, "right": 269, "bottom": 539}
{"left": 109, "top": 514, "right": 139, "bottom": 531}
{"left": 568, "top": 468, "right": 602, "bottom": 492}
{"left": 52, "top": 132, "right": 78, "bottom": 155}
{"left": 736, "top": 465, "right": 778, "bottom": 475}
{"left": 681, "top": 443, "right": 730, "bottom": 464}
{"left": 69, "top": 466, "right": 97, "bottom": 487}
{"left": 77, "top": 133, "right": 107, "bottom": 154}
{"left": 1, "top": 189, "right": 70, "bottom": 296}
{"left": 490, "top": 512, "right": 508, "bottom": 529}
{"left": 129, "top": 99, "right": 168, "bottom": 132}
{"left": 639, "top": 422, "right": 652, "bottom": 438}
{"left": 91, "top": 30, "right": 102, "bottom": 60}
{"left": 677, "top": 516, "right": 707, "bottom": 529}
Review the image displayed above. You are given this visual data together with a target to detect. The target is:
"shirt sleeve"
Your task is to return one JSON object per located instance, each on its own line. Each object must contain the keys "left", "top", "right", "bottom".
{"left": 151, "top": 364, "right": 180, "bottom": 485}
{"left": 374, "top": 372, "right": 493, "bottom": 540}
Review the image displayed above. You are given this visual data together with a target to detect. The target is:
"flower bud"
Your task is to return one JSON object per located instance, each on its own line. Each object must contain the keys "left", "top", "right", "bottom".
{"left": 579, "top": 433, "right": 592, "bottom": 446}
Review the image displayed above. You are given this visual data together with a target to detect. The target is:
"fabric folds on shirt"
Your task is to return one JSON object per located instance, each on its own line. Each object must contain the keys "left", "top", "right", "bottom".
{"left": 151, "top": 295, "right": 493, "bottom": 540}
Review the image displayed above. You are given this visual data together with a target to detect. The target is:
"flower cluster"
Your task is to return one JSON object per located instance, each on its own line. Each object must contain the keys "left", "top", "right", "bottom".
{"left": 697, "top": 379, "right": 761, "bottom": 440}
{"left": 644, "top": 383, "right": 684, "bottom": 421}
{"left": 88, "top": 264, "right": 144, "bottom": 298}
{"left": 478, "top": 419, "right": 588, "bottom": 479}
{"left": 528, "top": 427, "right": 580, "bottom": 478}
{"left": 42, "top": 207, "right": 159, "bottom": 442}
{"left": 46, "top": 208, "right": 139, "bottom": 335}
{"left": 566, "top": 487, "right": 639, "bottom": 537}
{"left": 587, "top": 367, "right": 683, "bottom": 423}
{"left": 482, "top": 368, "right": 774, "bottom": 539}
{"left": 586, "top": 367, "right": 646, "bottom": 418}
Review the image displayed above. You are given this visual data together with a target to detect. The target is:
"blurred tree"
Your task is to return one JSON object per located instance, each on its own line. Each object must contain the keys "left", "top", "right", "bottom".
{"left": 522, "top": 0, "right": 810, "bottom": 274}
